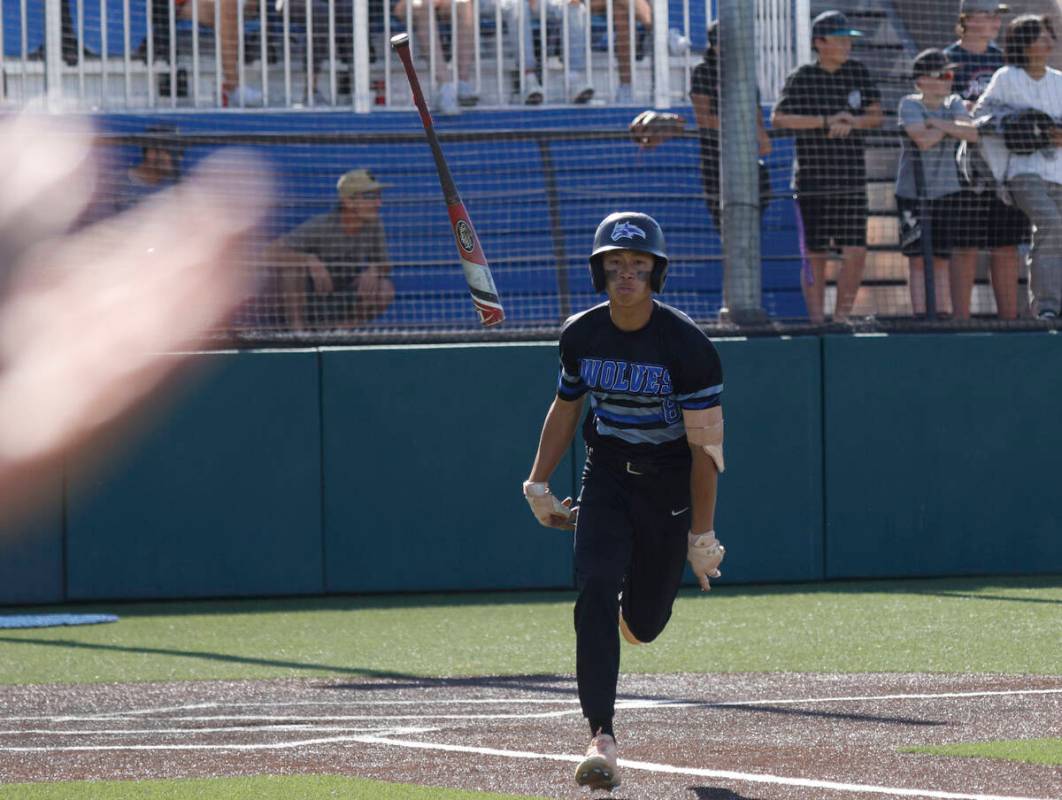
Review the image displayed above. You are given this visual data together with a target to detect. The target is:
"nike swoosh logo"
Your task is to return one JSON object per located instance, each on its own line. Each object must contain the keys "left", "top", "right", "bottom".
{"left": 670, "top": 507, "right": 689, "bottom": 516}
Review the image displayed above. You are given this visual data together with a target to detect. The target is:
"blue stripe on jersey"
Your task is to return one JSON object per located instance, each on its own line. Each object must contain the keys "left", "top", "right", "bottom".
{"left": 675, "top": 383, "right": 723, "bottom": 408}
{"left": 593, "top": 406, "right": 665, "bottom": 426}
{"left": 595, "top": 418, "right": 687, "bottom": 445}
{"left": 557, "top": 365, "right": 587, "bottom": 398}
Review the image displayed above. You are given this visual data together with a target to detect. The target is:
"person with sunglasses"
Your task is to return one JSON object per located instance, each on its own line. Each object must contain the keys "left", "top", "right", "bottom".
{"left": 944, "top": 0, "right": 1026, "bottom": 320}
{"left": 895, "top": 49, "right": 980, "bottom": 319}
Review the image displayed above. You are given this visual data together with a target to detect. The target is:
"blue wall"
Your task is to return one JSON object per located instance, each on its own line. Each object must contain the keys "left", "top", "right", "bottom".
{"left": 98, "top": 106, "right": 805, "bottom": 327}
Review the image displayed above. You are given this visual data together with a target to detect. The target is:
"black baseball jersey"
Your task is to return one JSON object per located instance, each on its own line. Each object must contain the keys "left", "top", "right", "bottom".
{"left": 773, "top": 58, "right": 881, "bottom": 191}
{"left": 944, "top": 41, "right": 1004, "bottom": 104}
{"left": 556, "top": 300, "right": 723, "bottom": 463}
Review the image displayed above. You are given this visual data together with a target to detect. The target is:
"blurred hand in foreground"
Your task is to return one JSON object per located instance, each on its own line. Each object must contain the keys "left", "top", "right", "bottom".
{"left": 0, "top": 114, "right": 271, "bottom": 522}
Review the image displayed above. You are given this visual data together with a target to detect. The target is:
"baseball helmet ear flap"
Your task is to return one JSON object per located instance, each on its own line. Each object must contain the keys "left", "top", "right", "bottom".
{"left": 588, "top": 211, "right": 669, "bottom": 293}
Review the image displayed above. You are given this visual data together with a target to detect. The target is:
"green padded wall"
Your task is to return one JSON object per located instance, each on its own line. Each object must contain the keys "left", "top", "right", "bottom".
{"left": 0, "top": 476, "right": 64, "bottom": 605}
{"left": 823, "top": 333, "right": 1062, "bottom": 578}
{"left": 65, "top": 350, "right": 324, "bottom": 600}
{"left": 712, "top": 337, "right": 825, "bottom": 583}
{"left": 320, "top": 343, "right": 575, "bottom": 593}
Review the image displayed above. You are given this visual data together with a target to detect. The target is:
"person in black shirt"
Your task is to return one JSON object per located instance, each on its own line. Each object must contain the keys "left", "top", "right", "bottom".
{"left": 772, "top": 10, "right": 882, "bottom": 324}
{"left": 690, "top": 20, "right": 773, "bottom": 226}
{"left": 522, "top": 212, "right": 725, "bottom": 791}
{"left": 944, "top": 0, "right": 1026, "bottom": 320}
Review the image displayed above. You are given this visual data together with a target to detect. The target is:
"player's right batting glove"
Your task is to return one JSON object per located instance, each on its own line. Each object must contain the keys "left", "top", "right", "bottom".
{"left": 523, "top": 481, "right": 576, "bottom": 530}
{"left": 687, "top": 531, "right": 725, "bottom": 592}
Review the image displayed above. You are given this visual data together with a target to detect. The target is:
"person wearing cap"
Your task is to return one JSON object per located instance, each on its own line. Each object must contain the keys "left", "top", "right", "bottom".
{"left": 268, "top": 168, "right": 395, "bottom": 331}
{"left": 771, "top": 10, "right": 882, "bottom": 324}
{"left": 896, "top": 49, "right": 980, "bottom": 319}
{"left": 976, "top": 14, "right": 1062, "bottom": 320}
{"left": 944, "top": 0, "right": 1025, "bottom": 321}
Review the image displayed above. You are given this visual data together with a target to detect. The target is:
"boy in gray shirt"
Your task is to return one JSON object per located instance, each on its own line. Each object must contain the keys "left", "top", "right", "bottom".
{"left": 896, "top": 49, "right": 980, "bottom": 318}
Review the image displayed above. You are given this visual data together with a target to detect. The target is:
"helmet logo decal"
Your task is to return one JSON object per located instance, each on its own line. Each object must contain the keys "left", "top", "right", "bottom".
{"left": 610, "top": 221, "right": 646, "bottom": 242}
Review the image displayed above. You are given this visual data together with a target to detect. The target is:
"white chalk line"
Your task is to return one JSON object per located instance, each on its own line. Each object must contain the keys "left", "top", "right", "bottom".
{"left": 4, "top": 685, "right": 1060, "bottom": 725}
{"left": 349, "top": 734, "right": 1057, "bottom": 800}
{"left": 0, "top": 724, "right": 414, "bottom": 736}
{"left": 0, "top": 727, "right": 441, "bottom": 753}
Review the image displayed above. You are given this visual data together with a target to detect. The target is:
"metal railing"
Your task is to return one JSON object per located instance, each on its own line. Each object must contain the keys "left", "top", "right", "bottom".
{"left": 1, "top": 0, "right": 805, "bottom": 110}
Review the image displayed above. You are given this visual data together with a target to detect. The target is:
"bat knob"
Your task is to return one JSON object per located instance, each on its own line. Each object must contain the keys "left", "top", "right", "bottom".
{"left": 390, "top": 33, "right": 410, "bottom": 49}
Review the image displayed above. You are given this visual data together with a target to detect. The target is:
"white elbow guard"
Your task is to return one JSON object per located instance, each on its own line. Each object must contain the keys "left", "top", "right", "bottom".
{"left": 682, "top": 406, "right": 724, "bottom": 473}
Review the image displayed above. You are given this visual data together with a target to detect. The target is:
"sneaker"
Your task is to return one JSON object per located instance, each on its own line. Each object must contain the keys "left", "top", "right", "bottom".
{"left": 435, "top": 81, "right": 460, "bottom": 116}
{"left": 222, "top": 84, "right": 263, "bottom": 108}
{"left": 522, "top": 73, "right": 544, "bottom": 105}
{"left": 668, "top": 28, "right": 690, "bottom": 56}
{"left": 614, "top": 83, "right": 633, "bottom": 104}
{"left": 575, "top": 733, "right": 621, "bottom": 790}
{"left": 1038, "top": 309, "right": 1058, "bottom": 320}
{"left": 570, "top": 82, "right": 594, "bottom": 104}
{"left": 457, "top": 80, "right": 479, "bottom": 107}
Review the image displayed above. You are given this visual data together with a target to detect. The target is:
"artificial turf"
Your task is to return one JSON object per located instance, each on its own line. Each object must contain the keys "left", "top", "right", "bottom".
{"left": 905, "top": 737, "right": 1062, "bottom": 766}
{"left": 0, "top": 775, "right": 554, "bottom": 799}
{"left": 1, "top": 575, "right": 1061, "bottom": 684}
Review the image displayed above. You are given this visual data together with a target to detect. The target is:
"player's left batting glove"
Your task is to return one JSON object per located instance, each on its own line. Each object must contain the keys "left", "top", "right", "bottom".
{"left": 687, "top": 531, "right": 725, "bottom": 592}
{"left": 523, "top": 481, "right": 576, "bottom": 530}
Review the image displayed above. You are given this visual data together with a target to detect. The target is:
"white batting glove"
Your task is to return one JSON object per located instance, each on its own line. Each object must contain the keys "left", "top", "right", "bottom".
{"left": 688, "top": 530, "right": 725, "bottom": 591}
{"left": 522, "top": 481, "right": 576, "bottom": 530}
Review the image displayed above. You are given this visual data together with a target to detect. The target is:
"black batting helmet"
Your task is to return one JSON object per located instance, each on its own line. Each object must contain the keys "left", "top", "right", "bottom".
{"left": 589, "top": 211, "right": 669, "bottom": 292}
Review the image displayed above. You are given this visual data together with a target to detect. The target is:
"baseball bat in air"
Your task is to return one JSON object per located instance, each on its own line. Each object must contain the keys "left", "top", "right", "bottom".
{"left": 389, "top": 32, "right": 505, "bottom": 327}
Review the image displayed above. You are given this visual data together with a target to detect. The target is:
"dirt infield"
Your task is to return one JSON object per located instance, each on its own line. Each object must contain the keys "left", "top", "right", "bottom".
{"left": 1, "top": 672, "right": 1061, "bottom": 799}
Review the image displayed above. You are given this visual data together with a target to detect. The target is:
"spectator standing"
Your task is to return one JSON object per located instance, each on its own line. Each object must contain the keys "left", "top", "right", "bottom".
{"left": 976, "top": 14, "right": 1062, "bottom": 320}
{"left": 771, "top": 10, "right": 882, "bottom": 324}
{"left": 268, "top": 168, "right": 395, "bottom": 330}
{"left": 896, "top": 49, "right": 980, "bottom": 318}
{"left": 944, "top": 0, "right": 1025, "bottom": 320}
{"left": 392, "top": 0, "right": 477, "bottom": 114}
{"left": 689, "top": 20, "right": 772, "bottom": 228}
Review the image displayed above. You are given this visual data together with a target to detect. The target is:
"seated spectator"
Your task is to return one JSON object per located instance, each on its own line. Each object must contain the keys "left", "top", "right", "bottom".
{"left": 944, "top": 0, "right": 1026, "bottom": 320}
{"left": 896, "top": 49, "right": 980, "bottom": 319}
{"left": 392, "top": 0, "right": 477, "bottom": 114}
{"left": 266, "top": 168, "right": 395, "bottom": 331}
{"left": 975, "top": 14, "right": 1062, "bottom": 320}
{"left": 589, "top": 0, "right": 651, "bottom": 103}
{"left": 146, "top": 0, "right": 263, "bottom": 107}
{"left": 480, "top": 0, "right": 594, "bottom": 104}
{"left": 771, "top": 10, "right": 882, "bottom": 324}
{"left": 115, "top": 126, "right": 183, "bottom": 211}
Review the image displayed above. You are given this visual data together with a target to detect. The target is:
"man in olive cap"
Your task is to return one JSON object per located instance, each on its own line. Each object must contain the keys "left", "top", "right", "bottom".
{"left": 268, "top": 168, "right": 395, "bottom": 331}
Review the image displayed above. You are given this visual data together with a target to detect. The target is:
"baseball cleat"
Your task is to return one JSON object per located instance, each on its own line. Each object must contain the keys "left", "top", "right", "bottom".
{"left": 575, "top": 733, "right": 621, "bottom": 790}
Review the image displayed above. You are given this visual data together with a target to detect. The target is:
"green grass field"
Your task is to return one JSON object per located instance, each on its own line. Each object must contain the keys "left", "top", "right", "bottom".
{"left": 906, "top": 738, "right": 1062, "bottom": 766}
{"left": 2, "top": 575, "right": 1062, "bottom": 684}
{"left": 3, "top": 575, "right": 1061, "bottom": 799}
{"left": 0, "top": 775, "right": 554, "bottom": 800}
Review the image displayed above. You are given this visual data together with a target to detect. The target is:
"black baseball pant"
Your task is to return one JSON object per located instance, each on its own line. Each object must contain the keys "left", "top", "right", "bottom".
{"left": 573, "top": 449, "right": 692, "bottom": 726}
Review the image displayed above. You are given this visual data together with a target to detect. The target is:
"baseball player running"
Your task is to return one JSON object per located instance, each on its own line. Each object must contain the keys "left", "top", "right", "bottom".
{"left": 523, "top": 212, "right": 725, "bottom": 791}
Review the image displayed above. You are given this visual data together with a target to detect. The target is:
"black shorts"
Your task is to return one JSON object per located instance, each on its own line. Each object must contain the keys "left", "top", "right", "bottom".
{"left": 960, "top": 189, "right": 1031, "bottom": 249}
{"left": 796, "top": 187, "right": 868, "bottom": 252}
{"left": 896, "top": 193, "right": 978, "bottom": 258}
